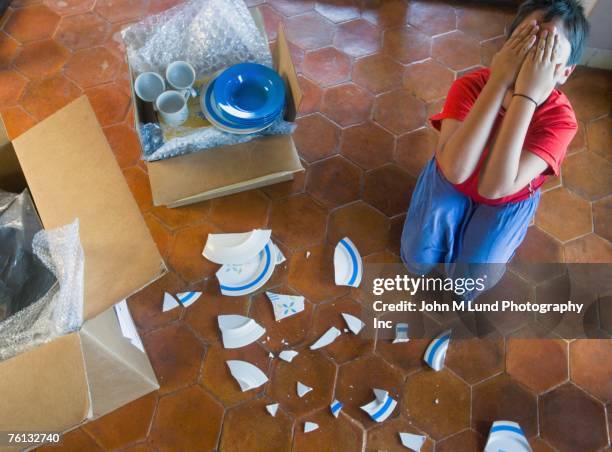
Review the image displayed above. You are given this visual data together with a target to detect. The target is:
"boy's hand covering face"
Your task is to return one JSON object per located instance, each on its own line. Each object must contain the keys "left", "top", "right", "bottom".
{"left": 515, "top": 28, "right": 562, "bottom": 105}
{"left": 490, "top": 20, "right": 538, "bottom": 87}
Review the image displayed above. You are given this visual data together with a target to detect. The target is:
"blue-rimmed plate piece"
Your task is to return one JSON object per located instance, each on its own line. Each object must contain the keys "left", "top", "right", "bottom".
{"left": 424, "top": 329, "right": 452, "bottom": 371}
{"left": 216, "top": 241, "right": 276, "bottom": 296}
{"left": 484, "top": 421, "right": 532, "bottom": 452}
{"left": 334, "top": 237, "right": 363, "bottom": 288}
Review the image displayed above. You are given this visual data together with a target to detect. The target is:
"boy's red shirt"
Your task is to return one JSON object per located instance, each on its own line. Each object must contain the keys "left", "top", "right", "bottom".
{"left": 429, "top": 67, "right": 578, "bottom": 205}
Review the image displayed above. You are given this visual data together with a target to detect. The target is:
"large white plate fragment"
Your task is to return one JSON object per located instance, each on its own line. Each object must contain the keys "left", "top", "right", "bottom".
{"left": 342, "top": 313, "right": 364, "bottom": 334}
{"left": 334, "top": 237, "right": 363, "bottom": 287}
{"left": 484, "top": 421, "right": 532, "bottom": 452}
{"left": 226, "top": 360, "right": 268, "bottom": 392}
{"left": 218, "top": 315, "right": 266, "bottom": 349}
{"left": 297, "top": 381, "right": 312, "bottom": 398}
{"left": 216, "top": 241, "right": 276, "bottom": 297}
{"left": 266, "top": 403, "right": 279, "bottom": 417}
{"left": 360, "top": 388, "right": 397, "bottom": 423}
{"left": 399, "top": 432, "right": 426, "bottom": 451}
{"left": 310, "top": 326, "right": 341, "bottom": 350}
{"left": 279, "top": 350, "right": 299, "bottom": 362}
{"left": 176, "top": 291, "right": 202, "bottom": 308}
{"left": 330, "top": 399, "right": 343, "bottom": 418}
{"left": 203, "top": 229, "right": 271, "bottom": 264}
{"left": 392, "top": 323, "right": 410, "bottom": 344}
{"left": 266, "top": 291, "right": 305, "bottom": 321}
{"left": 423, "top": 329, "right": 452, "bottom": 371}
{"left": 304, "top": 422, "right": 319, "bottom": 433}
{"left": 162, "top": 292, "right": 181, "bottom": 312}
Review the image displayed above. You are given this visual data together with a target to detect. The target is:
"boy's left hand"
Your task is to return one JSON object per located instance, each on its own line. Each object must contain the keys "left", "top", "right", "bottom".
{"left": 514, "top": 28, "right": 562, "bottom": 105}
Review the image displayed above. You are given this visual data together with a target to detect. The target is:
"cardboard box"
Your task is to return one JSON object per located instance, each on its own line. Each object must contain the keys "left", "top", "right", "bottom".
{"left": 129, "top": 9, "right": 304, "bottom": 208}
{"left": 0, "top": 96, "right": 166, "bottom": 439}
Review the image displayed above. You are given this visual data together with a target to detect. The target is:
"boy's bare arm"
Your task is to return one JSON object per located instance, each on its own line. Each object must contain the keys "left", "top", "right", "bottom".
{"left": 435, "top": 21, "right": 538, "bottom": 185}
{"left": 478, "top": 29, "right": 560, "bottom": 199}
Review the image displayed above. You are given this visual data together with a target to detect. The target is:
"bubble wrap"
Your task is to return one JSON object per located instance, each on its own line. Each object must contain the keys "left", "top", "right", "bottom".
{"left": 121, "top": 0, "right": 272, "bottom": 77}
{"left": 0, "top": 220, "right": 84, "bottom": 361}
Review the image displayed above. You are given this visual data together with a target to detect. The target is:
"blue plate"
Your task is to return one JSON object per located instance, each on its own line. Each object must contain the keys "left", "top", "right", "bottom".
{"left": 214, "top": 63, "right": 285, "bottom": 121}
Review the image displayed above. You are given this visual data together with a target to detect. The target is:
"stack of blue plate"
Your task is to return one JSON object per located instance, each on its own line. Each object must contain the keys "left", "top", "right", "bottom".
{"left": 201, "top": 63, "right": 286, "bottom": 134}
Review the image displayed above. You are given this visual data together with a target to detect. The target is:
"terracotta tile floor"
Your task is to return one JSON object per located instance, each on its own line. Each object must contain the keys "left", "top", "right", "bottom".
{"left": 1, "top": 0, "right": 610, "bottom": 450}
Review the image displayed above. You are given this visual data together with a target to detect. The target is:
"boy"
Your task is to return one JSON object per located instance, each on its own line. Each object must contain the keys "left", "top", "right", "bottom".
{"left": 401, "top": 0, "right": 589, "bottom": 281}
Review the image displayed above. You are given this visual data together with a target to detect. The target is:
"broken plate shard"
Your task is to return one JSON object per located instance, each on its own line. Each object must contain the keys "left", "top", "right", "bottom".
{"left": 310, "top": 326, "right": 341, "bottom": 350}
{"left": 360, "top": 388, "right": 397, "bottom": 423}
{"left": 304, "top": 422, "right": 319, "bottom": 433}
{"left": 203, "top": 229, "right": 271, "bottom": 264}
{"left": 162, "top": 292, "right": 181, "bottom": 312}
{"left": 279, "top": 350, "right": 299, "bottom": 362}
{"left": 176, "top": 291, "right": 201, "bottom": 308}
{"left": 334, "top": 237, "right": 363, "bottom": 287}
{"left": 392, "top": 323, "right": 410, "bottom": 344}
{"left": 216, "top": 241, "right": 276, "bottom": 297}
{"left": 424, "top": 329, "right": 452, "bottom": 371}
{"left": 399, "top": 432, "right": 427, "bottom": 451}
{"left": 484, "top": 421, "right": 532, "bottom": 452}
{"left": 266, "top": 291, "right": 305, "bottom": 321}
{"left": 266, "top": 403, "right": 279, "bottom": 417}
{"left": 226, "top": 360, "right": 268, "bottom": 392}
{"left": 330, "top": 399, "right": 343, "bottom": 418}
{"left": 342, "top": 313, "right": 364, "bottom": 335}
{"left": 297, "top": 381, "right": 312, "bottom": 398}
{"left": 218, "top": 315, "right": 266, "bottom": 349}
{"left": 272, "top": 242, "right": 286, "bottom": 264}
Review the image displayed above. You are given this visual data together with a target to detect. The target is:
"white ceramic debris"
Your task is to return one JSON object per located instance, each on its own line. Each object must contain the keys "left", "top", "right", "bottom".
{"left": 342, "top": 313, "right": 364, "bottom": 334}
{"left": 330, "top": 399, "right": 343, "bottom": 418}
{"left": 334, "top": 237, "right": 363, "bottom": 287}
{"left": 399, "top": 432, "right": 426, "bottom": 451}
{"left": 392, "top": 323, "right": 410, "bottom": 344}
{"left": 162, "top": 292, "right": 181, "bottom": 312}
{"left": 484, "top": 421, "right": 532, "bottom": 452}
{"left": 279, "top": 350, "right": 299, "bottom": 362}
{"left": 203, "top": 229, "right": 271, "bottom": 264}
{"left": 423, "top": 329, "right": 452, "bottom": 371}
{"left": 226, "top": 360, "right": 268, "bottom": 392}
{"left": 304, "top": 422, "right": 319, "bottom": 433}
{"left": 266, "top": 291, "right": 305, "bottom": 321}
{"left": 268, "top": 352, "right": 274, "bottom": 358}
{"left": 272, "top": 242, "right": 286, "bottom": 264}
{"left": 176, "top": 291, "right": 201, "bottom": 308}
{"left": 360, "top": 388, "right": 397, "bottom": 423}
{"left": 266, "top": 403, "right": 279, "bottom": 417}
{"left": 310, "top": 326, "right": 341, "bottom": 350}
{"left": 297, "top": 381, "right": 312, "bottom": 398}
{"left": 216, "top": 241, "right": 277, "bottom": 297}
{"left": 218, "top": 315, "right": 266, "bottom": 349}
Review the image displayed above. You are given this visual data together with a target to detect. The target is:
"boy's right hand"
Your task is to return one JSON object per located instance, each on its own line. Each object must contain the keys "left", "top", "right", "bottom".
{"left": 490, "top": 20, "right": 539, "bottom": 88}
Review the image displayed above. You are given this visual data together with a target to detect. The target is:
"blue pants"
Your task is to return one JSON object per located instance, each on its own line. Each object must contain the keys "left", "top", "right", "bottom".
{"left": 401, "top": 158, "right": 539, "bottom": 297}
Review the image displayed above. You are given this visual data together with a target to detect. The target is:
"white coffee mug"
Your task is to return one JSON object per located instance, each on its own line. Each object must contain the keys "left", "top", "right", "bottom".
{"left": 155, "top": 90, "right": 190, "bottom": 126}
{"left": 166, "top": 61, "right": 197, "bottom": 98}
{"left": 134, "top": 72, "right": 165, "bottom": 103}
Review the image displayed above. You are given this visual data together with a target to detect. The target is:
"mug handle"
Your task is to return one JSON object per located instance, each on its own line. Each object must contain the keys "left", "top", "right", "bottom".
{"left": 182, "top": 87, "right": 197, "bottom": 99}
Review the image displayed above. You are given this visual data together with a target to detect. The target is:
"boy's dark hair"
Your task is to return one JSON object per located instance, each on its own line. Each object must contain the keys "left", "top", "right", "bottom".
{"left": 508, "top": 0, "right": 590, "bottom": 65}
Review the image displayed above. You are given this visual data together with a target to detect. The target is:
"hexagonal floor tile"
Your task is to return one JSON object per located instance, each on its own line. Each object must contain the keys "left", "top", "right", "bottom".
{"left": 259, "top": 4, "right": 282, "bottom": 41}
{"left": 570, "top": 339, "right": 612, "bottom": 402}
{"left": 208, "top": 190, "right": 269, "bottom": 232}
{"left": 219, "top": 398, "right": 293, "bottom": 451}
{"left": 321, "top": 82, "right": 374, "bottom": 127}
{"left": 562, "top": 66, "right": 612, "bottom": 122}
{"left": 535, "top": 187, "right": 592, "bottom": 243}
{"left": 314, "top": 0, "right": 359, "bottom": 23}
{"left": 65, "top": 47, "right": 120, "bottom": 88}
{"left": 363, "top": 164, "right": 415, "bottom": 217}
{"left": 149, "top": 386, "right": 223, "bottom": 452}
{"left": 587, "top": 116, "right": 611, "bottom": 162}
{"left": 564, "top": 233, "right": 612, "bottom": 263}
{"left": 446, "top": 337, "right": 505, "bottom": 385}
{"left": 472, "top": 374, "right": 537, "bottom": 437}
{"left": 95, "top": 0, "right": 147, "bottom": 23}
{"left": 302, "top": 47, "right": 351, "bottom": 87}
{"left": 403, "top": 369, "right": 470, "bottom": 439}
{"left": 143, "top": 323, "right": 205, "bottom": 394}
{"left": 306, "top": 155, "right": 362, "bottom": 208}
{"left": 0, "top": 70, "right": 27, "bottom": 108}
{"left": 333, "top": 18, "right": 381, "bottom": 58}
{"left": 0, "top": 34, "right": 19, "bottom": 68}
{"left": 540, "top": 383, "right": 608, "bottom": 452}
{"left": 294, "top": 113, "right": 340, "bottom": 162}
{"left": 55, "top": 12, "right": 112, "bottom": 51}
{"left": 593, "top": 196, "right": 611, "bottom": 242}
{"left": 352, "top": 54, "right": 404, "bottom": 95}
{"left": 82, "top": 393, "right": 157, "bottom": 450}
{"left": 167, "top": 222, "right": 221, "bottom": 282}
{"left": 340, "top": 121, "right": 395, "bottom": 170}
{"left": 285, "top": 11, "right": 334, "bottom": 50}
{"left": 144, "top": 214, "right": 173, "bottom": 260}
{"left": 374, "top": 89, "right": 426, "bottom": 134}
{"left": 268, "top": 0, "right": 314, "bottom": 17}
{"left": 86, "top": 83, "right": 131, "bottom": 126}
{"left": 481, "top": 36, "right": 505, "bottom": 67}
{"left": 267, "top": 349, "right": 336, "bottom": 416}
{"left": 507, "top": 339, "right": 568, "bottom": 393}
{"left": 436, "top": 429, "right": 486, "bottom": 452}
{"left": 456, "top": 6, "right": 509, "bottom": 40}
{"left": 395, "top": 127, "right": 436, "bottom": 178}
{"left": 287, "top": 243, "right": 349, "bottom": 303}
{"left": 200, "top": 342, "right": 271, "bottom": 406}
{"left": 38, "top": 429, "right": 99, "bottom": 452}
{"left": 376, "top": 334, "right": 430, "bottom": 376}
{"left": 403, "top": 59, "right": 454, "bottom": 103}
{"left": 0, "top": 106, "right": 36, "bottom": 139}
{"left": 14, "top": 40, "right": 69, "bottom": 79}
{"left": 43, "top": 0, "right": 96, "bottom": 16}
{"left": 268, "top": 194, "right": 328, "bottom": 250}
{"left": 103, "top": 123, "right": 142, "bottom": 169}
{"left": 366, "top": 416, "right": 433, "bottom": 452}
{"left": 383, "top": 25, "right": 431, "bottom": 64}
{"left": 122, "top": 166, "right": 153, "bottom": 213}
{"left": 406, "top": 1, "right": 457, "bottom": 36}
{"left": 336, "top": 355, "right": 404, "bottom": 427}
{"left": 562, "top": 151, "right": 612, "bottom": 201}
{"left": 510, "top": 225, "right": 565, "bottom": 284}
{"left": 4, "top": 4, "right": 60, "bottom": 43}
{"left": 328, "top": 201, "right": 390, "bottom": 255}
{"left": 362, "top": 0, "right": 408, "bottom": 28}
{"left": 261, "top": 164, "right": 307, "bottom": 200}
{"left": 297, "top": 75, "right": 322, "bottom": 116}
{"left": 433, "top": 30, "right": 481, "bottom": 71}
{"left": 293, "top": 408, "right": 364, "bottom": 451}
